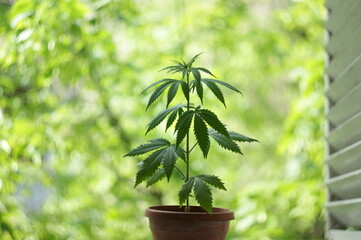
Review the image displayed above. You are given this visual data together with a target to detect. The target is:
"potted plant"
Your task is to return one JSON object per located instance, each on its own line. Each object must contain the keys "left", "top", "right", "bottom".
{"left": 125, "top": 53, "right": 257, "bottom": 240}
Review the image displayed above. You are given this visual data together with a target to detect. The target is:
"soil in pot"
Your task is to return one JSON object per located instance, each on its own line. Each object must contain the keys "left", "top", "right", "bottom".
{"left": 145, "top": 205, "right": 235, "bottom": 240}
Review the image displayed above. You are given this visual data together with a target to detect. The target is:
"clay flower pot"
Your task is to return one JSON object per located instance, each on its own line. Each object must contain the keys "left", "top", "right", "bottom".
{"left": 145, "top": 205, "right": 235, "bottom": 240}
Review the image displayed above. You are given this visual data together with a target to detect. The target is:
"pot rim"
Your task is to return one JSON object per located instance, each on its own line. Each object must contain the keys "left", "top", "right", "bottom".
{"left": 145, "top": 205, "right": 235, "bottom": 221}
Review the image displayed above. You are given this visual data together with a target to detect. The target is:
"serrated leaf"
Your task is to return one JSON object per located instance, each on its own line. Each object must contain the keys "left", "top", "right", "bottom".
{"left": 166, "top": 109, "right": 178, "bottom": 130}
{"left": 170, "top": 67, "right": 184, "bottom": 74}
{"left": 180, "top": 81, "right": 189, "bottom": 101}
{"left": 135, "top": 148, "right": 165, "bottom": 187}
{"left": 148, "top": 138, "right": 171, "bottom": 144}
{"left": 146, "top": 168, "right": 166, "bottom": 187}
{"left": 178, "top": 177, "right": 195, "bottom": 206}
{"left": 146, "top": 81, "right": 175, "bottom": 110}
{"left": 202, "top": 79, "right": 226, "bottom": 107}
{"left": 191, "top": 68, "right": 201, "bottom": 80}
{"left": 197, "top": 67, "right": 216, "bottom": 78}
{"left": 178, "top": 107, "right": 184, "bottom": 116}
{"left": 203, "top": 78, "right": 242, "bottom": 94}
{"left": 187, "top": 53, "right": 203, "bottom": 67}
{"left": 193, "top": 178, "right": 213, "bottom": 213}
{"left": 124, "top": 138, "right": 170, "bottom": 157}
{"left": 175, "top": 145, "right": 186, "bottom": 161}
{"left": 195, "top": 80, "right": 203, "bottom": 103}
{"left": 197, "top": 175, "right": 227, "bottom": 191}
{"left": 181, "top": 58, "right": 187, "bottom": 66}
{"left": 197, "top": 109, "right": 229, "bottom": 138}
{"left": 175, "top": 110, "right": 195, "bottom": 146}
{"left": 141, "top": 78, "right": 174, "bottom": 95}
{"left": 167, "top": 82, "right": 179, "bottom": 107}
{"left": 189, "top": 80, "right": 196, "bottom": 91}
{"left": 182, "top": 69, "right": 188, "bottom": 80}
{"left": 229, "top": 131, "right": 259, "bottom": 143}
{"left": 163, "top": 145, "right": 177, "bottom": 181}
{"left": 194, "top": 114, "right": 210, "bottom": 158}
{"left": 146, "top": 104, "right": 185, "bottom": 134}
{"left": 159, "top": 65, "right": 178, "bottom": 72}
{"left": 160, "top": 65, "right": 184, "bottom": 74}
{"left": 171, "top": 60, "right": 186, "bottom": 67}
{"left": 209, "top": 130, "right": 242, "bottom": 154}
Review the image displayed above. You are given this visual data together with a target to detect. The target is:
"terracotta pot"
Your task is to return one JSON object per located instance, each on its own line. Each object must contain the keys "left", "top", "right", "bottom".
{"left": 145, "top": 205, "right": 235, "bottom": 240}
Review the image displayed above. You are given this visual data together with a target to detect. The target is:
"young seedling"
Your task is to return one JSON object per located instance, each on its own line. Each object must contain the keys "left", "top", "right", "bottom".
{"left": 124, "top": 54, "right": 257, "bottom": 213}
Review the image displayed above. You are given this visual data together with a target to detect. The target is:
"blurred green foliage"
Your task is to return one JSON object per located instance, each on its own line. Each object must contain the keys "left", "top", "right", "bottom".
{"left": 0, "top": 0, "right": 324, "bottom": 239}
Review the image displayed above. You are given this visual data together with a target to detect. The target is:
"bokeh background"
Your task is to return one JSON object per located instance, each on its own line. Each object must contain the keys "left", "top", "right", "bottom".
{"left": 0, "top": 0, "right": 325, "bottom": 239}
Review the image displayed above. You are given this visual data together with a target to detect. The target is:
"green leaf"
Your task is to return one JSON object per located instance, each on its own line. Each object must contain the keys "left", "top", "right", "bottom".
{"left": 197, "top": 67, "right": 216, "bottom": 78}
{"left": 163, "top": 145, "right": 177, "bottom": 181}
{"left": 193, "top": 114, "right": 210, "bottom": 158}
{"left": 197, "top": 175, "right": 227, "bottom": 191}
{"left": 166, "top": 109, "right": 178, "bottom": 130}
{"left": 209, "top": 129, "right": 242, "bottom": 154}
{"left": 178, "top": 177, "right": 195, "bottom": 206}
{"left": 202, "top": 79, "right": 226, "bottom": 107}
{"left": 191, "top": 68, "right": 201, "bottom": 80}
{"left": 146, "top": 81, "right": 175, "bottom": 110}
{"left": 229, "top": 131, "right": 259, "bottom": 143}
{"left": 178, "top": 106, "right": 185, "bottom": 115}
{"left": 160, "top": 65, "right": 184, "bottom": 74}
{"left": 180, "top": 81, "right": 189, "bottom": 101}
{"left": 175, "top": 110, "right": 195, "bottom": 146}
{"left": 167, "top": 82, "right": 179, "bottom": 107}
{"left": 146, "top": 168, "right": 166, "bottom": 187}
{"left": 203, "top": 78, "right": 242, "bottom": 94}
{"left": 175, "top": 145, "right": 186, "bottom": 161}
{"left": 171, "top": 60, "right": 186, "bottom": 66}
{"left": 146, "top": 104, "right": 185, "bottom": 134}
{"left": 197, "top": 109, "right": 229, "bottom": 138}
{"left": 135, "top": 148, "right": 165, "bottom": 187}
{"left": 193, "top": 178, "right": 213, "bottom": 213}
{"left": 124, "top": 138, "right": 170, "bottom": 157}
{"left": 182, "top": 69, "right": 188, "bottom": 80}
{"left": 189, "top": 80, "right": 196, "bottom": 91}
{"left": 195, "top": 79, "right": 203, "bottom": 103}
{"left": 187, "top": 53, "right": 203, "bottom": 67}
{"left": 141, "top": 78, "right": 174, "bottom": 95}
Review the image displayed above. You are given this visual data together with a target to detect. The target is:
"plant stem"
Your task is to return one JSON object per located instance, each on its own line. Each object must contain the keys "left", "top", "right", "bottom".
{"left": 185, "top": 70, "right": 190, "bottom": 212}
{"left": 189, "top": 142, "right": 198, "bottom": 153}
{"left": 174, "top": 165, "right": 185, "bottom": 179}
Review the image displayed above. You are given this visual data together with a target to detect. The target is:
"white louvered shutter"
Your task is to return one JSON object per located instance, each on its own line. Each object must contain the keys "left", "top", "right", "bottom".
{"left": 325, "top": 0, "right": 361, "bottom": 239}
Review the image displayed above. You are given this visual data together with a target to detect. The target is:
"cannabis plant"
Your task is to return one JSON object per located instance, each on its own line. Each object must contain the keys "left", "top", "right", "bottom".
{"left": 125, "top": 54, "right": 257, "bottom": 213}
